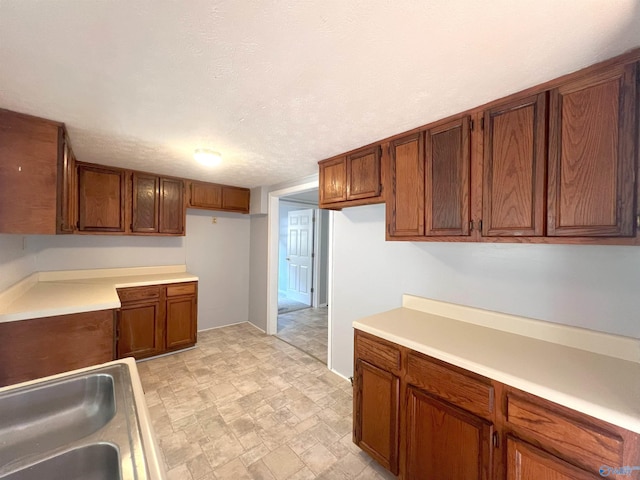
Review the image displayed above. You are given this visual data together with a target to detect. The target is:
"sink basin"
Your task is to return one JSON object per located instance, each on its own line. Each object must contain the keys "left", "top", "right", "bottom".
{"left": 0, "top": 373, "right": 116, "bottom": 466}
{"left": 2, "top": 443, "right": 121, "bottom": 480}
{"left": 0, "top": 362, "right": 154, "bottom": 479}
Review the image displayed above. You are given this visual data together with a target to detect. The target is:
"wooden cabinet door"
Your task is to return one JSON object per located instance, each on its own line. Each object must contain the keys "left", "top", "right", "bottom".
{"left": 425, "top": 116, "right": 471, "bottom": 236}
{"left": 406, "top": 386, "right": 493, "bottom": 480}
{"left": 132, "top": 172, "right": 159, "bottom": 233}
{"left": 548, "top": 63, "right": 637, "bottom": 237}
{"left": 221, "top": 186, "right": 250, "bottom": 213}
{"left": 483, "top": 93, "right": 547, "bottom": 237}
{"left": 166, "top": 295, "right": 197, "bottom": 350}
{"left": 117, "top": 301, "right": 163, "bottom": 359}
{"left": 387, "top": 132, "right": 425, "bottom": 237}
{"left": 354, "top": 359, "right": 400, "bottom": 474}
{"left": 319, "top": 157, "right": 347, "bottom": 205}
{"left": 347, "top": 146, "right": 381, "bottom": 201}
{"left": 57, "top": 135, "right": 77, "bottom": 234}
{"left": 159, "top": 177, "right": 185, "bottom": 234}
{"left": 506, "top": 437, "right": 601, "bottom": 480}
{"left": 190, "top": 181, "right": 222, "bottom": 209}
{"left": 77, "top": 164, "right": 126, "bottom": 232}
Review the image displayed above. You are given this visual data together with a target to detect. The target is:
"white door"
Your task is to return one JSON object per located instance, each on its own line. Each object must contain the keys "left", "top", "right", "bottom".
{"left": 286, "top": 209, "right": 314, "bottom": 305}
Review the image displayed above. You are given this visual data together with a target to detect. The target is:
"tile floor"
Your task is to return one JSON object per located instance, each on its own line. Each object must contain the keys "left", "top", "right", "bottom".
{"left": 277, "top": 307, "right": 328, "bottom": 364}
{"left": 138, "top": 323, "right": 395, "bottom": 480}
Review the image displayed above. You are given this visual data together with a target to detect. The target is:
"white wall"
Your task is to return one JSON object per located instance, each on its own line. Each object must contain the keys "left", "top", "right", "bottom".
{"left": 248, "top": 214, "right": 269, "bottom": 331}
{"left": 0, "top": 235, "right": 36, "bottom": 291}
{"left": 185, "top": 210, "right": 250, "bottom": 330}
{"left": 330, "top": 204, "right": 640, "bottom": 378}
{"left": 2, "top": 211, "right": 251, "bottom": 332}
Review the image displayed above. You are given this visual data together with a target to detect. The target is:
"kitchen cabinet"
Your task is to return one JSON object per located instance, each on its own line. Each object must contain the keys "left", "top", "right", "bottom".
{"left": 116, "top": 285, "right": 164, "bottom": 359}
{"left": 132, "top": 174, "right": 184, "bottom": 235}
{"left": 547, "top": 62, "right": 637, "bottom": 237}
{"left": 0, "top": 310, "right": 115, "bottom": 386}
{"left": 165, "top": 282, "right": 197, "bottom": 350}
{"left": 387, "top": 133, "right": 425, "bottom": 237}
{"left": 353, "top": 332, "right": 400, "bottom": 474}
{"left": 425, "top": 116, "right": 471, "bottom": 236}
{"left": 188, "top": 181, "right": 250, "bottom": 214}
{"left": 319, "top": 145, "right": 383, "bottom": 209}
{"left": 116, "top": 281, "right": 197, "bottom": 360}
{"left": 0, "top": 109, "right": 76, "bottom": 235}
{"left": 77, "top": 162, "right": 127, "bottom": 233}
{"left": 353, "top": 329, "right": 640, "bottom": 480}
{"left": 482, "top": 93, "right": 546, "bottom": 237}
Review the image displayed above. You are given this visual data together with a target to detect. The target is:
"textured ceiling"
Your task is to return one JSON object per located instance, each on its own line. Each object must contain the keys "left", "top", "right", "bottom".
{"left": 1, "top": 1, "right": 639, "bottom": 189}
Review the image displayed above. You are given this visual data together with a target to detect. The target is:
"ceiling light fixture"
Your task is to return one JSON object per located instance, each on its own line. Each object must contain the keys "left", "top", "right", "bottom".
{"left": 194, "top": 149, "right": 222, "bottom": 166}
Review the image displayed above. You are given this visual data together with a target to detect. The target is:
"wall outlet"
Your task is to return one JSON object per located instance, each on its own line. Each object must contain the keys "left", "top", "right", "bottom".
{"left": 211, "top": 217, "right": 217, "bottom": 224}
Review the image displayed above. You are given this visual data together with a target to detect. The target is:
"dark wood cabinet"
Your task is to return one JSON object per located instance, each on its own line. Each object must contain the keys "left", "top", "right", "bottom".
{"left": 387, "top": 133, "right": 425, "bottom": 237}
{"left": 406, "top": 386, "right": 493, "bottom": 480}
{"left": 506, "top": 437, "right": 600, "bottom": 480}
{"left": 0, "top": 310, "right": 115, "bottom": 386}
{"left": 319, "top": 145, "right": 383, "bottom": 209}
{"left": 354, "top": 359, "right": 400, "bottom": 475}
{"left": 165, "top": 282, "right": 197, "bottom": 350}
{"left": 482, "top": 93, "right": 547, "bottom": 237}
{"left": 116, "top": 282, "right": 197, "bottom": 360}
{"left": 0, "top": 109, "right": 76, "bottom": 235}
{"left": 425, "top": 116, "right": 471, "bottom": 236}
{"left": 548, "top": 63, "right": 637, "bottom": 237}
{"left": 354, "top": 329, "right": 640, "bottom": 480}
{"left": 131, "top": 172, "right": 159, "bottom": 233}
{"left": 221, "top": 186, "right": 251, "bottom": 213}
{"left": 159, "top": 177, "right": 185, "bottom": 234}
{"left": 77, "top": 163, "right": 127, "bottom": 233}
{"left": 116, "top": 285, "right": 164, "bottom": 360}
{"left": 188, "top": 181, "right": 250, "bottom": 214}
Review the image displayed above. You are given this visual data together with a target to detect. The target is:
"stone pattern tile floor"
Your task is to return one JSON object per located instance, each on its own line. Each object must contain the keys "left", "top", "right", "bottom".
{"left": 277, "top": 307, "right": 328, "bottom": 364}
{"left": 138, "top": 323, "right": 395, "bottom": 480}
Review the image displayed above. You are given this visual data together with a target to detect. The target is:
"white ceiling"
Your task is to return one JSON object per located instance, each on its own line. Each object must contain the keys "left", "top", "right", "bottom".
{"left": 1, "top": 1, "right": 638, "bottom": 189}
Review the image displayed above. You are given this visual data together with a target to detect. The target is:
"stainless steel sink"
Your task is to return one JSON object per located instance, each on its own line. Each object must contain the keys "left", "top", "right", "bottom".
{"left": 2, "top": 443, "right": 121, "bottom": 480}
{"left": 0, "top": 372, "right": 116, "bottom": 466}
{"left": 0, "top": 364, "right": 149, "bottom": 479}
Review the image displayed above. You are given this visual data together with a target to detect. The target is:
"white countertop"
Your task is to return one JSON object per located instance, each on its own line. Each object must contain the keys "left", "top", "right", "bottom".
{"left": 353, "top": 295, "right": 640, "bottom": 434}
{"left": 0, "top": 266, "right": 198, "bottom": 323}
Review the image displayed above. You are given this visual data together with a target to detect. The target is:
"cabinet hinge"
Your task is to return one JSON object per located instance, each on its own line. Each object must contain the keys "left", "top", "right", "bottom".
{"left": 492, "top": 432, "right": 499, "bottom": 448}
{"left": 469, "top": 220, "right": 474, "bottom": 231}
{"left": 481, "top": 117, "right": 485, "bottom": 130}
{"left": 470, "top": 119, "right": 475, "bottom": 131}
{"left": 637, "top": 215, "right": 640, "bottom": 229}
{"left": 479, "top": 219, "right": 483, "bottom": 231}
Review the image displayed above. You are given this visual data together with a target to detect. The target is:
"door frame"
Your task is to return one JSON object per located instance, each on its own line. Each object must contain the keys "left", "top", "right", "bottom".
{"left": 267, "top": 179, "right": 334, "bottom": 369}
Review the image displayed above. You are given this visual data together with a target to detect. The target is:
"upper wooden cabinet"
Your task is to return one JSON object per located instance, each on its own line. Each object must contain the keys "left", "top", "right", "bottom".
{"left": 132, "top": 174, "right": 184, "bottom": 235}
{"left": 188, "top": 181, "right": 250, "bottom": 214}
{"left": 482, "top": 93, "right": 547, "bottom": 237}
{"left": 387, "top": 133, "right": 425, "bottom": 237}
{"left": 158, "top": 177, "right": 185, "bottom": 234}
{"left": 425, "top": 116, "right": 471, "bottom": 236}
{"left": 547, "top": 63, "right": 637, "bottom": 237}
{"left": 77, "top": 163, "right": 127, "bottom": 233}
{"left": 0, "top": 109, "right": 76, "bottom": 234}
{"left": 319, "top": 145, "right": 383, "bottom": 209}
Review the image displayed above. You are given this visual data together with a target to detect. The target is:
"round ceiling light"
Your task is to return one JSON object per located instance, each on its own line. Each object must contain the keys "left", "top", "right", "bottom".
{"left": 194, "top": 149, "right": 222, "bottom": 166}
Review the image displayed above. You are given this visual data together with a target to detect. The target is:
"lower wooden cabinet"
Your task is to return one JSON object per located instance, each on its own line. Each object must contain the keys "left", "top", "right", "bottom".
{"left": 353, "top": 329, "right": 640, "bottom": 480}
{"left": 0, "top": 310, "right": 115, "bottom": 386}
{"left": 506, "top": 437, "right": 600, "bottom": 480}
{"left": 354, "top": 359, "right": 400, "bottom": 474}
{"left": 406, "top": 386, "right": 493, "bottom": 480}
{"left": 116, "top": 281, "right": 197, "bottom": 360}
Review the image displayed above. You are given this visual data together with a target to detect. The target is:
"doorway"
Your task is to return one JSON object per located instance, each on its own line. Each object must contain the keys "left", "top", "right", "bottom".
{"left": 267, "top": 181, "right": 332, "bottom": 367}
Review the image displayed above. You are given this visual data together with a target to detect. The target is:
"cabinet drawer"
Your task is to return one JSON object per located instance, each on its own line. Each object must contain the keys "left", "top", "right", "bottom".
{"left": 166, "top": 282, "right": 197, "bottom": 297}
{"left": 506, "top": 395, "right": 623, "bottom": 467}
{"left": 355, "top": 332, "right": 401, "bottom": 373}
{"left": 117, "top": 285, "right": 161, "bottom": 303}
{"left": 406, "top": 352, "right": 494, "bottom": 419}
